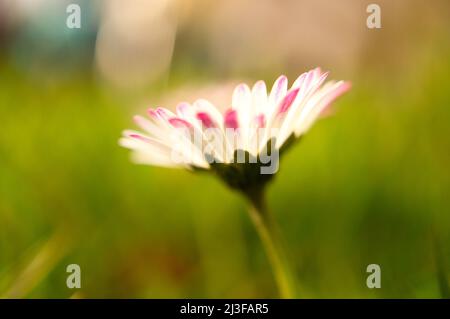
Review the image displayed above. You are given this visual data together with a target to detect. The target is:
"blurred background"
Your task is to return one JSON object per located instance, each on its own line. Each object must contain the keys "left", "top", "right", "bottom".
{"left": 0, "top": 0, "right": 449, "bottom": 298}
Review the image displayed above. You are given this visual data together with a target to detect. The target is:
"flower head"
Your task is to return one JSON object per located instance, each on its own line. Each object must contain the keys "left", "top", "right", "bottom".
{"left": 120, "top": 68, "right": 350, "bottom": 193}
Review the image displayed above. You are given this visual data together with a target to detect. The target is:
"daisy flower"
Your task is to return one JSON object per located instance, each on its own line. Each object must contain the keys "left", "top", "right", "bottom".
{"left": 120, "top": 68, "right": 350, "bottom": 298}
{"left": 120, "top": 68, "right": 350, "bottom": 189}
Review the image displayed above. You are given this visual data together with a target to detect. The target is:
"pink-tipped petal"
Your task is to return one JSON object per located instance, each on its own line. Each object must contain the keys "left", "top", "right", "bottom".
{"left": 148, "top": 107, "right": 174, "bottom": 123}
{"left": 133, "top": 115, "right": 147, "bottom": 126}
{"left": 295, "top": 80, "right": 351, "bottom": 136}
{"left": 254, "top": 114, "right": 266, "bottom": 128}
{"left": 306, "top": 69, "right": 316, "bottom": 84}
{"left": 232, "top": 84, "right": 251, "bottom": 111}
{"left": 156, "top": 107, "right": 170, "bottom": 119}
{"left": 301, "top": 70, "right": 315, "bottom": 93}
{"left": 291, "top": 72, "right": 307, "bottom": 91}
{"left": 147, "top": 108, "right": 158, "bottom": 119}
{"left": 278, "top": 88, "right": 300, "bottom": 114}
{"left": 196, "top": 112, "right": 216, "bottom": 128}
{"left": 193, "top": 99, "right": 224, "bottom": 127}
{"left": 316, "top": 71, "right": 330, "bottom": 87}
{"left": 168, "top": 117, "right": 193, "bottom": 128}
{"left": 133, "top": 115, "right": 170, "bottom": 142}
{"left": 224, "top": 109, "right": 239, "bottom": 129}
{"left": 318, "top": 82, "right": 351, "bottom": 114}
{"left": 319, "top": 81, "right": 351, "bottom": 108}
{"left": 269, "top": 75, "right": 288, "bottom": 104}
{"left": 151, "top": 107, "right": 176, "bottom": 123}
{"left": 128, "top": 133, "right": 153, "bottom": 143}
{"left": 176, "top": 102, "right": 191, "bottom": 115}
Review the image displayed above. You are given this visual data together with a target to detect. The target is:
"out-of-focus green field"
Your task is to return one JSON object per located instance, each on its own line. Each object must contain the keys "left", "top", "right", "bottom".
{"left": 0, "top": 42, "right": 449, "bottom": 298}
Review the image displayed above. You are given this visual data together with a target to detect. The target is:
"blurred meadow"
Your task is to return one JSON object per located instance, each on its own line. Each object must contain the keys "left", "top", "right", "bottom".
{"left": 0, "top": 0, "right": 450, "bottom": 298}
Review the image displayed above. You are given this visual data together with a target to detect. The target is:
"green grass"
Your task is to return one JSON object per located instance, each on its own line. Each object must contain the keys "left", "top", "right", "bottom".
{"left": 0, "top": 45, "right": 449, "bottom": 298}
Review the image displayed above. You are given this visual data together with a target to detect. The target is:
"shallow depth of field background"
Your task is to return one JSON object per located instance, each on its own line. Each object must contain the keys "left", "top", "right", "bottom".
{"left": 0, "top": 0, "right": 449, "bottom": 298}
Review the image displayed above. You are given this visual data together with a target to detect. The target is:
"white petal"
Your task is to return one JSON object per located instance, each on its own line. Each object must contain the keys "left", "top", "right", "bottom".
{"left": 193, "top": 99, "right": 224, "bottom": 129}
{"left": 133, "top": 115, "right": 170, "bottom": 142}
{"left": 130, "top": 151, "right": 182, "bottom": 168}
{"left": 269, "top": 75, "right": 288, "bottom": 104}
{"left": 119, "top": 137, "right": 179, "bottom": 168}
{"left": 232, "top": 83, "right": 253, "bottom": 151}
{"left": 295, "top": 81, "right": 351, "bottom": 136}
{"left": 268, "top": 75, "right": 288, "bottom": 117}
{"left": 232, "top": 83, "right": 252, "bottom": 125}
{"left": 252, "top": 80, "right": 268, "bottom": 115}
{"left": 275, "top": 71, "right": 330, "bottom": 147}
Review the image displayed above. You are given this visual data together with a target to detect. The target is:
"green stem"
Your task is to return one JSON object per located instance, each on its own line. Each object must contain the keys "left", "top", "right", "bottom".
{"left": 246, "top": 187, "right": 295, "bottom": 299}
